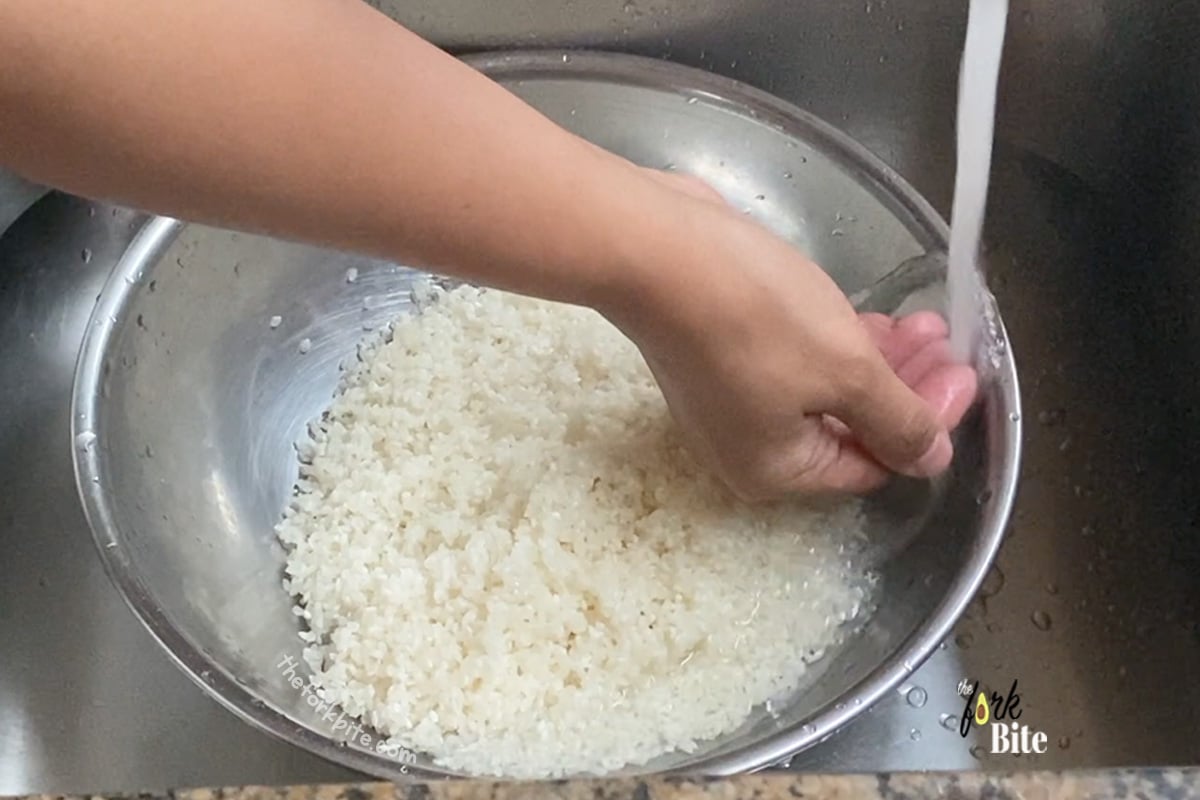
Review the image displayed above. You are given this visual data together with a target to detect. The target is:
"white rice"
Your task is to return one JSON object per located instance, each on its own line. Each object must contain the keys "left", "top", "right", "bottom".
{"left": 277, "top": 282, "right": 872, "bottom": 778}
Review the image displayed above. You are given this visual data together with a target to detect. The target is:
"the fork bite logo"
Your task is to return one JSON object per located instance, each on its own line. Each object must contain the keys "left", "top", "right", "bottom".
{"left": 957, "top": 677, "right": 1049, "bottom": 754}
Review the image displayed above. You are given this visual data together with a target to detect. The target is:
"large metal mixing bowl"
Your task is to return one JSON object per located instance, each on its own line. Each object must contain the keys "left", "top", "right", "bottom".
{"left": 70, "top": 51, "right": 1020, "bottom": 779}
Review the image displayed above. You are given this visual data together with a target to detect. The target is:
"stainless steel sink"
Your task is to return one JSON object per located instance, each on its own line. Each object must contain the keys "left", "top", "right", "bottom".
{"left": 3, "top": 0, "right": 1200, "bottom": 793}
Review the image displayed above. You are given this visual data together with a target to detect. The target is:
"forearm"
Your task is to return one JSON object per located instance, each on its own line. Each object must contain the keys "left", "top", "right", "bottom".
{"left": 0, "top": 0, "right": 677, "bottom": 308}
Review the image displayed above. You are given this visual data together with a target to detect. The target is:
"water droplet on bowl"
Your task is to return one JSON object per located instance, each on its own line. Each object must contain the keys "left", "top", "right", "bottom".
{"left": 345, "top": 267, "right": 358, "bottom": 283}
{"left": 75, "top": 431, "right": 97, "bottom": 451}
{"left": 269, "top": 315, "right": 283, "bottom": 329}
{"left": 81, "top": 248, "right": 92, "bottom": 264}
{"left": 298, "top": 338, "right": 313, "bottom": 354}
{"left": 1058, "top": 735, "right": 1071, "bottom": 749}
{"left": 1031, "top": 610, "right": 1052, "bottom": 631}
{"left": 906, "top": 686, "right": 928, "bottom": 708}
{"left": 939, "top": 713, "right": 957, "bottom": 731}
{"left": 909, "top": 728, "right": 922, "bottom": 741}
{"left": 1009, "top": 411, "right": 1021, "bottom": 422}
{"left": 955, "top": 632, "right": 974, "bottom": 649}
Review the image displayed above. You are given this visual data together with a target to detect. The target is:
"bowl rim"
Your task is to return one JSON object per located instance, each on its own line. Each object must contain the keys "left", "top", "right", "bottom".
{"left": 70, "top": 48, "right": 1022, "bottom": 780}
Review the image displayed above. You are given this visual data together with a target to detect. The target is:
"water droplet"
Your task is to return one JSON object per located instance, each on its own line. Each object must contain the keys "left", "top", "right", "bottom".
{"left": 906, "top": 686, "right": 928, "bottom": 708}
{"left": 345, "top": 267, "right": 358, "bottom": 283}
{"left": 298, "top": 338, "right": 312, "bottom": 354}
{"left": 269, "top": 315, "right": 283, "bottom": 329}
{"left": 783, "top": 171, "right": 793, "bottom": 179}
{"left": 144, "top": 445, "right": 154, "bottom": 458}
{"left": 969, "top": 744, "right": 985, "bottom": 760}
{"left": 686, "top": 96, "right": 699, "bottom": 105}
{"left": 88, "top": 207, "right": 97, "bottom": 218}
{"left": 978, "top": 564, "right": 1005, "bottom": 598}
{"left": 81, "top": 248, "right": 93, "bottom": 264}
{"left": 955, "top": 631, "right": 974, "bottom": 649}
{"left": 1057, "top": 735, "right": 1071, "bottom": 749}
{"left": 939, "top": 713, "right": 957, "bottom": 731}
{"left": 1031, "top": 610, "right": 1052, "bottom": 631}
{"left": 976, "top": 488, "right": 993, "bottom": 505}
{"left": 756, "top": 194, "right": 766, "bottom": 201}
{"left": 909, "top": 728, "right": 922, "bottom": 741}
{"left": 801, "top": 723, "right": 816, "bottom": 736}
{"left": 831, "top": 228, "right": 845, "bottom": 236}
{"left": 75, "top": 431, "right": 97, "bottom": 451}
{"left": 1045, "top": 582, "right": 1058, "bottom": 595}
{"left": 1037, "top": 408, "right": 1066, "bottom": 426}
{"left": 1080, "top": 524, "right": 1095, "bottom": 538}
{"left": 1008, "top": 411, "right": 1021, "bottom": 422}
{"left": 561, "top": 53, "right": 571, "bottom": 63}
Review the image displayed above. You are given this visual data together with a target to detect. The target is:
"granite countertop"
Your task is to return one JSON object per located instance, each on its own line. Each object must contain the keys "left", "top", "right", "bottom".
{"left": 10, "top": 770, "right": 1200, "bottom": 800}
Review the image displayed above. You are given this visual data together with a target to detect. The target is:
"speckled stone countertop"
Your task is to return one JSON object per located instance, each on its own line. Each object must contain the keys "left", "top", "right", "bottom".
{"left": 10, "top": 771, "right": 1200, "bottom": 800}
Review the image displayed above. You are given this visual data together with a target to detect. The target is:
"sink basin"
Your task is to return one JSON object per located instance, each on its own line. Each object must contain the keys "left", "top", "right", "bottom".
{"left": 3, "top": 0, "right": 1200, "bottom": 793}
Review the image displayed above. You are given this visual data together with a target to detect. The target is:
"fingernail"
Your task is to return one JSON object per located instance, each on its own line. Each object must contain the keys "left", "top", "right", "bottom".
{"left": 912, "top": 429, "right": 952, "bottom": 477}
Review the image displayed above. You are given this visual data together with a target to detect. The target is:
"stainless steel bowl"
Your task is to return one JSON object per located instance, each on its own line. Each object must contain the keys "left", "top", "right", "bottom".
{"left": 71, "top": 51, "right": 1021, "bottom": 779}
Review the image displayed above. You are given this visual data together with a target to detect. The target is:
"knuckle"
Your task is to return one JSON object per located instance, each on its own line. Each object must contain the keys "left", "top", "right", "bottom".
{"left": 894, "top": 405, "right": 939, "bottom": 457}
{"left": 829, "top": 349, "right": 881, "bottom": 408}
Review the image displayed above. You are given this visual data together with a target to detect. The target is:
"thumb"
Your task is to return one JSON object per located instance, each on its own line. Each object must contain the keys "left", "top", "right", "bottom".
{"left": 830, "top": 355, "right": 952, "bottom": 478}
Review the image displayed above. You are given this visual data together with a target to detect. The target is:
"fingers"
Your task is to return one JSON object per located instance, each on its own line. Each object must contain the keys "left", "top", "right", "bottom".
{"left": 829, "top": 349, "right": 952, "bottom": 479}
{"left": 914, "top": 363, "right": 978, "bottom": 430}
{"left": 767, "top": 420, "right": 889, "bottom": 496}
{"left": 860, "top": 311, "right": 947, "bottom": 369}
{"left": 796, "top": 440, "right": 892, "bottom": 494}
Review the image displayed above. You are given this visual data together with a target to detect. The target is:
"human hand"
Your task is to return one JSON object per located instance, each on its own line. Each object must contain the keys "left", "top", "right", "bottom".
{"left": 599, "top": 171, "right": 978, "bottom": 501}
